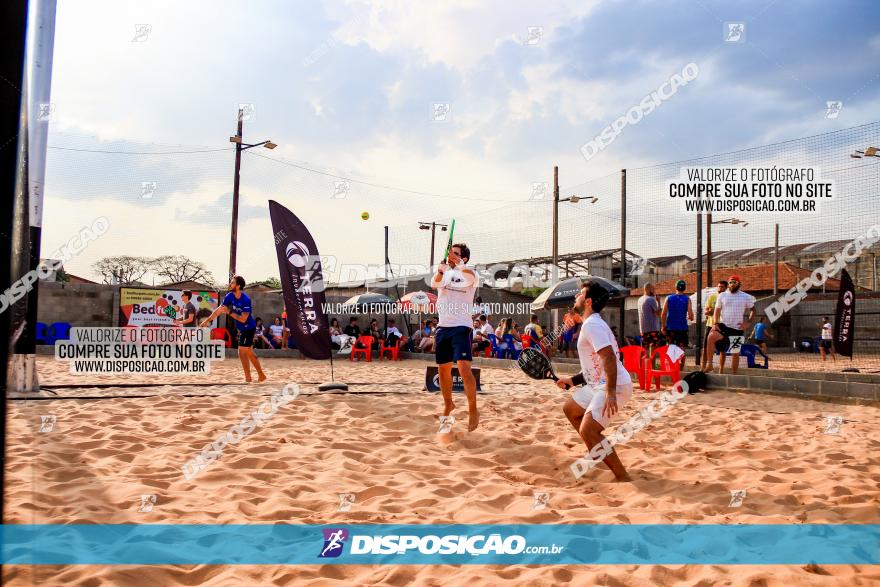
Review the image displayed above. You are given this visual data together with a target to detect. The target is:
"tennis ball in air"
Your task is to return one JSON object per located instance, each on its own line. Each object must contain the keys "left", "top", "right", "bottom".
{"left": 361, "top": 212, "right": 370, "bottom": 220}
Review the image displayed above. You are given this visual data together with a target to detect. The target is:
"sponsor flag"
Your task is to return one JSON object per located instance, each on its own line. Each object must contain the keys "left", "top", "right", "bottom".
{"left": 833, "top": 268, "right": 855, "bottom": 358}
{"left": 269, "top": 201, "right": 331, "bottom": 359}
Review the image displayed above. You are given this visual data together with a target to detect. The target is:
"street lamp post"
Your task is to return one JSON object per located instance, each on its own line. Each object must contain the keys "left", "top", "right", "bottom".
{"left": 228, "top": 107, "right": 277, "bottom": 280}
{"left": 550, "top": 164, "right": 598, "bottom": 326}
{"left": 227, "top": 108, "right": 276, "bottom": 345}
{"left": 706, "top": 217, "right": 748, "bottom": 288}
{"left": 418, "top": 221, "right": 449, "bottom": 268}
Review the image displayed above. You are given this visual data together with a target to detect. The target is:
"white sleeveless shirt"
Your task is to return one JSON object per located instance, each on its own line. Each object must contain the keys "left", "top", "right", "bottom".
{"left": 436, "top": 265, "right": 478, "bottom": 328}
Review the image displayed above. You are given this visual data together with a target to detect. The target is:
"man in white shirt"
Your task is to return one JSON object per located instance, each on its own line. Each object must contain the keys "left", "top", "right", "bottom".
{"left": 819, "top": 316, "right": 836, "bottom": 363}
{"left": 705, "top": 274, "right": 756, "bottom": 374}
{"left": 431, "top": 243, "right": 480, "bottom": 431}
{"left": 555, "top": 280, "right": 634, "bottom": 482}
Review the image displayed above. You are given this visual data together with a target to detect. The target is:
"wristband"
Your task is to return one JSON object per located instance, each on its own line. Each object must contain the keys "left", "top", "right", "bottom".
{"left": 571, "top": 372, "right": 586, "bottom": 386}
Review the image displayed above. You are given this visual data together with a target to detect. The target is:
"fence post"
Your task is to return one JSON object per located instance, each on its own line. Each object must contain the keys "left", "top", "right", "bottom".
{"left": 619, "top": 169, "right": 626, "bottom": 345}
{"left": 696, "top": 211, "right": 703, "bottom": 368}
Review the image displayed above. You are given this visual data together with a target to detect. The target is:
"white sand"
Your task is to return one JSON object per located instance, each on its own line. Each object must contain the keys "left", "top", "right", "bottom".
{"left": 4, "top": 356, "right": 879, "bottom": 585}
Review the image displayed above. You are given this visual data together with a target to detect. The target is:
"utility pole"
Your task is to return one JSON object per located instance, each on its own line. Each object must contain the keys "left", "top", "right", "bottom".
{"left": 228, "top": 109, "right": 244, "bottom": 279}
{"left": 227, "top": 111, "right": 276, "bottom": 278}
{"left": 225, "top": 112, "right": 275, "bottom": 346}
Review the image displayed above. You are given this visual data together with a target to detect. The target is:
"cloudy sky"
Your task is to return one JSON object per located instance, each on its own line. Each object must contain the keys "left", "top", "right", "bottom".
{"left": 41, "top": 0, "right": 880, "bottom": 284}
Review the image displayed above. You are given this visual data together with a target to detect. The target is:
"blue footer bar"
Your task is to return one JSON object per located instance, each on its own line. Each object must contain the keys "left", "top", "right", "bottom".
{"left": 1, "top": 524, "right": 878, "bottom": 565}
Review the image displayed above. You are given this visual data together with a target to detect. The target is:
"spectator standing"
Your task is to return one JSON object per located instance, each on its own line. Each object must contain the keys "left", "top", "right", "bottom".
{"left": 700, "top": 280, "right": 728, "bottom": 372}
{"left": 750, "top": 316, "right": 771, "bottom": 354}
{"left": 560, "top": 306, "right": 583, "bottom": 358}
{"left": 638, "top": 283, "right": 663, "bottom": 357}
{"left": 661, "top": 280, "right": 694, "bottom": 367}
{"left": 524, "top": 314, "right": 544, "bottom": 341}
{"left": 819, "top": 316, "right": 836, "bottom": 363}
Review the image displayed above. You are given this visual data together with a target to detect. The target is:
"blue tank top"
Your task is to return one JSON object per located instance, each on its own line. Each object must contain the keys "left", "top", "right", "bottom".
{"left": 666, "top": 294, "right": 689, "bottom": 331}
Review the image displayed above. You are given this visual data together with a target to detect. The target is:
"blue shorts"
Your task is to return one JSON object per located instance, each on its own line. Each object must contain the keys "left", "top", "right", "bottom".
{"left": 237, "top": 328, "right": 256, "bottom": 347}
{"left": 435, "top": 326, "right": 473, "bottom": 364}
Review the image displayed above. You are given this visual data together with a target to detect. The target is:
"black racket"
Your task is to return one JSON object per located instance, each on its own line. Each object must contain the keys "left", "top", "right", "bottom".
{"left": 517, "top": 347, "right": 571, "bottom": 389}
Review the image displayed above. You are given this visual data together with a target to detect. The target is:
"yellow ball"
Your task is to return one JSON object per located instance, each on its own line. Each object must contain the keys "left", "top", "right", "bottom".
{"left": 361, "top": 212, "right": 370, "bottom": 220}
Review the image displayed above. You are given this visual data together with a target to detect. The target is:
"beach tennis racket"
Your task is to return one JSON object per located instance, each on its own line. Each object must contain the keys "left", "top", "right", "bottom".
{"left": 443, "top": 218, "right": 456, "bottom": 262}
{"left": 517, "top": 347, "right": 571, "bottom": 389}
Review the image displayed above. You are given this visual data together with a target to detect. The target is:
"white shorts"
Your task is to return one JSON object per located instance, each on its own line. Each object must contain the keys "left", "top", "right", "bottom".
{"left": 571, "top": 383, "right": 633, "bottom": 429}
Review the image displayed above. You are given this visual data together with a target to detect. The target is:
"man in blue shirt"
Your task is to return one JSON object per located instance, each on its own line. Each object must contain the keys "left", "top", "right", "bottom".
{"left": 661, "top": 280, "right": 694, "bottom": 367}
{"left": 751, "top": 316, "right": 771, "bottom": 354}
{"left": 201, "top": 275, "right": 266, "bottom": 383}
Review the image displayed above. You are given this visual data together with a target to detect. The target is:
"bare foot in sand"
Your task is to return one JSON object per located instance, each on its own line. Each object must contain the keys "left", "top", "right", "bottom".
{"left": 257, "top": 373, "right": 267, "bottom": 383}
{"left": 468, "top": 408, "right": 479, "bottom": 431}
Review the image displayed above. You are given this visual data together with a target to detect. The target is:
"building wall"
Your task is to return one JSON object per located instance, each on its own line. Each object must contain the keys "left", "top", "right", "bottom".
{"left": 37, "top": 282, "right": 119, "bottom": 327}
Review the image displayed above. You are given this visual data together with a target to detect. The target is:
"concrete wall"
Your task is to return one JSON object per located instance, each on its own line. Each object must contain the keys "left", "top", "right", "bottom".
{"left": 37, "top": 282, "right": 119, "bottom": 327}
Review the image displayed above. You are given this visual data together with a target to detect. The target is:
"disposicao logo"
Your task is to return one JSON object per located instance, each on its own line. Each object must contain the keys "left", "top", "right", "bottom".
{"left": 319, "top": 528, "right": 349, "bottom": 558}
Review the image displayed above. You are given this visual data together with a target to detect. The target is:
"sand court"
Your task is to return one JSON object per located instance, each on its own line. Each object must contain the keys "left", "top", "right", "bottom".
{"left": 3, "top": 357, "right": 879, "bottom": 585}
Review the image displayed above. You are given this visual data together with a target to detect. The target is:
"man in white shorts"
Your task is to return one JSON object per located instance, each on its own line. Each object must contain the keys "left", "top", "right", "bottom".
{"left": 555, "top": 280, "right": 634, "bottom": 481}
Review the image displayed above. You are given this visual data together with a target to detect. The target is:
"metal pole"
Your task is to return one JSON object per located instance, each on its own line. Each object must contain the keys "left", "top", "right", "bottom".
{"left": 773, "top": 223, "right": 779, "bottom": 296}
{"left": 706, "top": 214, "right": 713, "bottom": 287}
{"left": 384, "top": 225, "right": 389, "bottom": 339}
{"left": 429, "top": 222, "right": 436, "bottom": 269}
{"left": 3, "top": 0, "right": 31, "bottom": 528}
{"left": 619, "top": 169, "right": 626, "bottom": 344}
{"left": 10, "top": 0, "right": 56, "bottom": 393}
{"left": 696, "top": 211, "right": 703, "bottom": 368}
{"left": 873, "top": 254, "right": 877, "bottom": 292}
{"left": 552, "top": 166, "right": 559, "bottom": 327}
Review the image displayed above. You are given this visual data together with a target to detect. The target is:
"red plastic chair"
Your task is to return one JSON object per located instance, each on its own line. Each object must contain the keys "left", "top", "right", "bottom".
{"left": 644, "top": 345, "right": 683, "bottom": 391}
{"left": 211, "top": 327, "right": 232, "bottom": 348}
{"left": 350, "top": 335, "right": 374, "bottom": 362}
{"left": 521, "top": 334, "right": 533, "bottom": 349}
{"left": 620, "top": 345, "right": 648, "bottom": 390}
{"left": 379, "top": 339, "right": 402, "bottom": 361}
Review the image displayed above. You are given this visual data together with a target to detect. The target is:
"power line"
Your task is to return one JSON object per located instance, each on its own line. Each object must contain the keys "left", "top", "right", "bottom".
{"left": 47, "top": 145, "right": 233, "bottom": 155}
